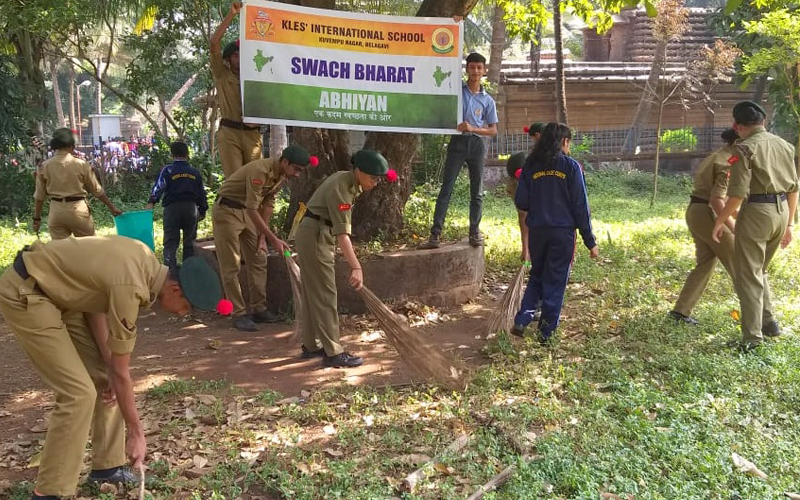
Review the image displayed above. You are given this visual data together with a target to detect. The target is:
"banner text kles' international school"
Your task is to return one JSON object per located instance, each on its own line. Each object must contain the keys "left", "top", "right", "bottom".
{"left": 240, "top": 1, "right": 463, "bottom": 134}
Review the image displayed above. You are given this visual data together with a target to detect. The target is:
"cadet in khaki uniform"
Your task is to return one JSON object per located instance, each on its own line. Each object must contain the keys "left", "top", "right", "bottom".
{"left": 0, "top": 236, "right": 220, "bottom": 499}
{"left": 669, "top": 129, "right": 739, "bottom": 325}
{"left": 712, "top": 101, "right": 798, "bottom": 350}
{"left": 213, "top": 145, "right": 313, "bottom": 331}
{"left": 33, "top": 128, "right": 122, "bottom": 238}
{"left": 296, "top": 150, "right": 395, "bottom": 368}
{"left": 505, "top": 152, "right": 529, "bottom": 261}
{"left": 210, "top": 2, "right": 262, "bottom": 178}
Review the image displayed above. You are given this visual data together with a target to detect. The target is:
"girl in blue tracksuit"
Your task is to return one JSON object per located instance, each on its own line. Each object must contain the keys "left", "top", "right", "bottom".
{"left": 512, "top": 123, "right": 599, "bottom": 343}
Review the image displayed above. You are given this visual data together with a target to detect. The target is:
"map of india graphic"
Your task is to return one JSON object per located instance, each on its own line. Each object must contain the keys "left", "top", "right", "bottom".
{"left": 254, "top": 49, "right": 274, "bottom": 72}
{"left": 433, "top": 66, "right": 451, "bottom": 87}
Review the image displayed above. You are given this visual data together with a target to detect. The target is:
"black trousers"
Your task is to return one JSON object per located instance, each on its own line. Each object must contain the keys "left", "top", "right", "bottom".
{"left": 163, "top": 200, "right": 199, "bottom": 270}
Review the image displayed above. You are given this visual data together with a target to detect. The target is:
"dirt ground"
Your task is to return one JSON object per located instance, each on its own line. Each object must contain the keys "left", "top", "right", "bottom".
{"left": 0, "top": 291, "right": 500, "bottom": 485}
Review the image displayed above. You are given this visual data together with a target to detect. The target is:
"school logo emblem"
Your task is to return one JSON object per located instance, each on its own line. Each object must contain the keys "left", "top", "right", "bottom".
{"left": 250, "top": 10, "right": 274, "bottom": 39}
{"left": 474, "top": 108, "right": 482, "bottom": 118}
{"left": 431, "top": 28, "right": 455, "bottom": 54}
{"left": 338, "top": 203, "right": 352, "bottom": 211}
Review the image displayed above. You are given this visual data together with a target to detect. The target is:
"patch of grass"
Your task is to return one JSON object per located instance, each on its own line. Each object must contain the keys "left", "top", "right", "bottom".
{"left": 147, "top": 378, "right": 233, "bottom": 399}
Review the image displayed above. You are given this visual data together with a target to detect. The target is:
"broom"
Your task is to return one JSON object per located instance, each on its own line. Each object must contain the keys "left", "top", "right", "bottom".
{"left": 283, "top": 252, "right": 305, "bottom": 342}
{"left": 357, "top": 286, "right": 464, "bottom": 391}
{"left": 486, "top": 263, "right": 527, "bottom": 335}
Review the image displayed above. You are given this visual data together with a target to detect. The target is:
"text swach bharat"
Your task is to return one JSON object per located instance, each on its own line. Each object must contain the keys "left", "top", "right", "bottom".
{"left": 280, "top": 20, "right": 426, "bottom": 43}
{"left": 532, "top": 170, "right": 567, "bottom": 180}
{"left": 291, "top": 57, "right": 415, "bottom": 83}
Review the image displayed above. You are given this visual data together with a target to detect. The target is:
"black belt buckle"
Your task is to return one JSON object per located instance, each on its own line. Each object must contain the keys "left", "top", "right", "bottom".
{"left": 50, "top": 197, "right": 63, "bottom": 202}
{"left": 219, "top": 197, "right": 245, "bottom": 210}
{"left": 221, "top": 119, "right": 259, "bottom": 131}
{"left": 13, "top": 248, "right": 30, "bottom": 280}
{"left": 690, "top": 196, "right": 709, "bottom": 204}
{"left": 304, "top": 211, "right": 333, "bottom": 228}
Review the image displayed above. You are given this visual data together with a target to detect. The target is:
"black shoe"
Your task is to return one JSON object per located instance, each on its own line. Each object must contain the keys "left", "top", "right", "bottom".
{"left": 762, "top": 320, "right": 782, "bottom": 338}
{"left": 32, "top": 494, "right": 61, "bottom": 500}
{"left": 301, "top": 345, "right": 325, "bottom": 358}
{"left": 726, "top": 339, "right": 762, "bottom": 353}
{"left": 538, "top": 331, "right": 556, "bottom": 346}
{"left": 87, "top": 466, "right": 141, "bottom": 483}
{"left": 668, "top": 310, "right": 699, "bottom": 326}
{"left": 252, "top": 310, "right": 281, "bottom": 323}
{"left": 469, "top": 232, "right": 484, "bottom": 247}
{"left": 323, "top": 352, "right": 364, "bottom": 368}
{"left": 510, "top": 324, "right": 525, "bottom": 338}
{"left": 234, "top": 316, "right": 259, "bottom": 332}
{"left": 420, "top": 235, "right": 440, "bottom": 250}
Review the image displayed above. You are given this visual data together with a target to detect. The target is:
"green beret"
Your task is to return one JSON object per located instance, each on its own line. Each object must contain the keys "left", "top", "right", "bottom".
{"left": 732, "top": 101, "right": 766, "bottom": 125}
{"left": 50, "top": 128, "right": 76, "bottom": 150}
{"left": 506, "top": 152, "right": 527, "bottom": 177}
{"left": 281, "top": 145, "right": 311, "bottom": 166}
{"left": 526, "top": 122, "right": 544, "bottom": 136}
{"left": 352, "top": 149, "right": 389, "bottom": 175}
{"left": 222, "top": 40, "right": 239, "bottom": 60}
{"left": 179, "top": 257, "right": 222, "bottom": 311}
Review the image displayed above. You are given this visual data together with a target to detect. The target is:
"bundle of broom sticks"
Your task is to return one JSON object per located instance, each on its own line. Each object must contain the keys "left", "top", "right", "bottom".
{"left": 486, "top": 263, "right": 527, "bottom": 335}
{"left": 283, "top": 252, "right": 305, "bottom": 342}
{"left": 357, "top": 286, "right": 465, "bottom": 391}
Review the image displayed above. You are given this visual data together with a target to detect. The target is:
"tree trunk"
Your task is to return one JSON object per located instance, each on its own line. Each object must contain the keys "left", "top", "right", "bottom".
{"left": 269, "top": 125, "right": 288, "bottom": 157}
{"left": 651, "top": 83, "right": 666, "bottom": 208}
{"left": 487, "top": 2, "right": 506, "bottom": 88}
{"left": 553, "top": 0, "right": 568, "bottom": 124}
{"left": 49, "top": 57, "right": 66, "bottom": 127}
{"left": 752, "top": 74, "right": 767, "bottom": 103}
{"left": 622, "top": 40, "right": 667, "bottom": 153}
{"left": 68, "top": 65, "right": 76, "bottom": 130}
{"left": 12, "top": 30, "right": 46, "bottom": 141}
{"left": 159, "top": 73, "right": 198, "bottom": 136}
{"left": 530, "top": 23, "right": 543, "bottom": 77}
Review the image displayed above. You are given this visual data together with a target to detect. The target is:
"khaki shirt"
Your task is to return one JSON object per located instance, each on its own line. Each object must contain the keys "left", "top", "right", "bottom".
{"left": 305, "top": 171, "right": 362, "bottom": 236}
{"left": 728, "top": 127, "right": 798, "bottom": 199}
{"left": 691, "top": 145, "right": 737, "bottom": 200}
{"left": 23, "top": 236, "right": 168, "bottom": 355}
{"left": 217, "top": 158, "right": 286, "bottom": 210}
{"left": 506, "top": 177, "right": 518, "bottom": 198}
{"left": 211, "top": 49, "right": 244, "bottom": 122}
{"left": 34, "top": 151, "right": 104, "bottom": 201}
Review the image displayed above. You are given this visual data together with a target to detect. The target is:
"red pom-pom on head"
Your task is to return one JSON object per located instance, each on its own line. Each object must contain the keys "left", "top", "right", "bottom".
{"left": 514, "top": 168, "right": 522, "bottom": 179}
{"left": 309, "top": 156, "right": 319, "bottom": 167}
{"left": 216, "top": 299, "right": 234, "bottom": 316}
{"left": 386, "top": 169, "right": 398, "bottom": 183}
{"left": 523, "top": 126, "right": 530, "bottom": 133}
{"left": 70, "top": 129, "right": 78, "bottom": 134}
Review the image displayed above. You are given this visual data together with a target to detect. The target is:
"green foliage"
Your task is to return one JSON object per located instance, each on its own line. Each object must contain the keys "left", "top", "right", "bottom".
{"left": 0, "top": 55, "right": 31, "bottom": 153}
{"left": 660, "top": 127, "right": 698, "bottom": 152}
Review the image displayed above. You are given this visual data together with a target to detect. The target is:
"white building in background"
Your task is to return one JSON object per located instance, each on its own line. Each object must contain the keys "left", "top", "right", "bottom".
{"left": 88, "top": 114, "right": 122, "bottom": 146}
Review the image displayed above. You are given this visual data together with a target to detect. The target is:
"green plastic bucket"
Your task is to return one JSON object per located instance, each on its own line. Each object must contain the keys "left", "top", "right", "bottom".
{"left": 115, "top": 210, "right": 155, "bottom": 251}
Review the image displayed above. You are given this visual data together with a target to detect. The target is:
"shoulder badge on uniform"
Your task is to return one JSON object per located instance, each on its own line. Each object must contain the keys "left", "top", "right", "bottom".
{"left": 251, "top": 178, "right": 264, "bottom": 185}
{"left": 727, "top": 155, "right": 739, "bottom": 165}
{"left": 338, "top": 203, "right": 352, "bottom": 211}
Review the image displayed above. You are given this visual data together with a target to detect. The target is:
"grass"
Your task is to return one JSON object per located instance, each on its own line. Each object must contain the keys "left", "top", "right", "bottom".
{"left": 2, "top": 169, "right": 800, "bottom": 499}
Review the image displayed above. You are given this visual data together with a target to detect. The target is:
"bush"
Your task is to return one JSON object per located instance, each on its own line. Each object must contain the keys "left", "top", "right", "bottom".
{"left": 660, "top": 127, "right": 697, "bottom": 153}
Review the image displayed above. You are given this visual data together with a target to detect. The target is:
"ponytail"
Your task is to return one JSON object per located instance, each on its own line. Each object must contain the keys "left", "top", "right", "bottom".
{"left": 530, "top": 122, "right": 572, "bottom": 168}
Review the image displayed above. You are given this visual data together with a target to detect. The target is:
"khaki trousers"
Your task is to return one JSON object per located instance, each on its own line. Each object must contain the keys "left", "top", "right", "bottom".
{"left": 673, "top": 203, "right": 736, "bottom": 316}
{"left": 216, "top": 126, "right": 262, "bottom": 178}
{"left": 211, "top": 201, "right": 267, "bottom": 317}
{"left": 0, "top": 269, "right": 125, "bottom": 497}
{"left": 295, "top": 218, "right": 343, "bottom": 356}
{"left": 48, "top": 199, "right": 95, "bottom": 240}
{"left": 734, "top": 200, "right": 787, "bottom": 343}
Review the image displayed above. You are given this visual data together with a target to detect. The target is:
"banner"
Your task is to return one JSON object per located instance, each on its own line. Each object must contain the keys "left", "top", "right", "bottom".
{"left": 240, "top": 0, "right": 463, "bottom": 134}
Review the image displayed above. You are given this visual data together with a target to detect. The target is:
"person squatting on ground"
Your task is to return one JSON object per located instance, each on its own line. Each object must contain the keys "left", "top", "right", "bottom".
{"left": 0, "top": 236, "right": 221, "bottom": 500}
{"left": 296, "top": 150, "right": 397, "bottom": 368}
{"left": 145, "top": 141, "right": 209, "bottom": 271}
{"left": 712, "top": 101, "right": 798, "bottom": 351}
{"left": 33, "top": 128, "right": 122, "bottom": 239}
{"left": 211, "top": 1, "right": 262, "bottom": 178}
{"left": 212, "top": 146, "right": 314, "bottom": 331}
{"left": 511, "top": 123, "right": 599, "bottom": 344}
{"left": 668, "top": 128, "right": 739, "bottom": 325}
{"left": 420, "top": 52, "right": 498, "bottom": 249}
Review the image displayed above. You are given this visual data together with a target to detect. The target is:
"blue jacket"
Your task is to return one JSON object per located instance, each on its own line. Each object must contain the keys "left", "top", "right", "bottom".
{"left": 148, "top": 161, "right": 209, "bottom": 217}
{"left": 514, "top": 152, "right": 596, "bottom": 249}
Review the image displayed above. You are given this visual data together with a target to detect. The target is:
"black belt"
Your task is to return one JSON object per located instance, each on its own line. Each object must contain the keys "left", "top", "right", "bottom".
{"left": 748, "top": 193, "right": 787, "bottom": 203}
{"left": 220, "top": 118, "right": 260, "bottom": 131}
{"left": 50, "top": 196, "right": 85, "bottom": 202}
{"left": 13, "top": 248, "right": 30, "bottom": 280}
{"left": 219, "top": 197, "right": 246, "bottom": 209}
{"left": 689, "top": 196, "right": 709, "bottom": 204}
{"left": 304, "top": 211, "right": 333, "bottom": 228}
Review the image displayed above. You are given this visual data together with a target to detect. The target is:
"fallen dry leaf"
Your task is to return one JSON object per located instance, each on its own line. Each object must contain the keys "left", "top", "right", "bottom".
{"left": 29, "top": 423, "right": 47, "bottom": 433}
{"left": 323, "top": 424, "right": 336, "bottom": 435}
{"left": 27, "top": 451, "right": 42, "bottom": 468}
{"left": 99, "top": 482, "right": 118, "bottom": 494}
{"left": 324, "top": 448, "right": 344, "bottom": 458}
{"left": 731, "top": 452, "right": 767, "bottom": 479}
{"left": 784, "top": 494, "right": 800, "bottom": 500}
{"left": 397, "top": 454, "right": 431, "bottom": 465}
{"left": 198, "top": 394, "right": 217, "bottom": 405}
{"left": 192, "top": 455, "right": 208, "bottom": 469}
{"left": 433, "top": 462, "right": 455, "bottom": 475}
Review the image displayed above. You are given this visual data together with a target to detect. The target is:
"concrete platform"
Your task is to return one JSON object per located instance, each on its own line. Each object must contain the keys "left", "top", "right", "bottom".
{"left": 194, "top": 238, "right": 484, "bottom": 315}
